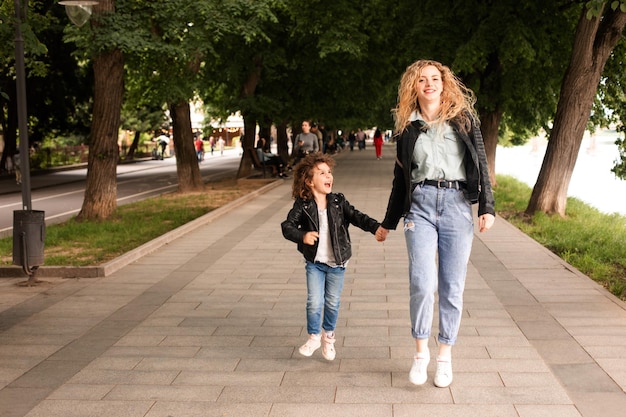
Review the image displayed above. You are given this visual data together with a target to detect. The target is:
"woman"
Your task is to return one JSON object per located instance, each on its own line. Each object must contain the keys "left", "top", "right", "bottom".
{"left": 376, "top": 60, "right": 495, "bottom": 388}
{"left": 373, "top": 128, "right": 384, "bottom": 159}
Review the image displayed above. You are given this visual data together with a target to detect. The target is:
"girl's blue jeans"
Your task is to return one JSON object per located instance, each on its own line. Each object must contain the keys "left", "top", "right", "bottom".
{"left": 404, "top": 183, "right": 474, "bottom": 345}
{"left": 304, "top": 261, "right": 346, "bottom": 335}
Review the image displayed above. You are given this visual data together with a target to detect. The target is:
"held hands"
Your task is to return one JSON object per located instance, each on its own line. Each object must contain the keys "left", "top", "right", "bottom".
{"left": 375, "top": 226, "right": 389, "bottom": 242}
{"left": 478, "top": 214, "right": 495, "bottom": 233}
{"left": 303, "top": 231, "right": 319, "bottom": 246}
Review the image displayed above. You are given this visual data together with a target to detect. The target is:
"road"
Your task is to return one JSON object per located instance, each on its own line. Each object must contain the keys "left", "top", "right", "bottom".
{"left": 0, "top": 150, "right": 241, "bottom": 239}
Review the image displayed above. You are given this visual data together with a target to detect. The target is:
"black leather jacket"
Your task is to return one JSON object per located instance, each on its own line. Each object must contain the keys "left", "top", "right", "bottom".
{"left": 381, "top": 117, "right": 495, "bottom": 230}
{"left": 282, "top": 193, "right": 381, "bottom": 265}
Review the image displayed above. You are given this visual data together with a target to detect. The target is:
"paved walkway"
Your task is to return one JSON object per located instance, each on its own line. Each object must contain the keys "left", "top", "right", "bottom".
{"left": 0, "top": 146, "right": 625, "bottom": 417}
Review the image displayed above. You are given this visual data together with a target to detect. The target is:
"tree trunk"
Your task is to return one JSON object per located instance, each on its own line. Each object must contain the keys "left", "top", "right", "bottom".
{"left": 526, "top": 7, "right": 626, "bottom": 216}
{"left": 236, "top": 113, "right": 257, "bottom": 178}
{"left": 479, "top": 110, "right": 501, "bottom": 187}
{"left": 126, "top": 130, "right": 140, "bottom": 160}
{"left": 170, "top": 100, "right": 203, "bottom": 192}
{"left": 277, "top": 122, "right": 290, "bottom": 163}
{"left": 77, "top": 47, "right": 124, "bottom": 220}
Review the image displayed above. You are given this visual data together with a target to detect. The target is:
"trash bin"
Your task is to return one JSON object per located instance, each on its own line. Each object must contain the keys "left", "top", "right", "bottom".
{"left": 13, "top": 210, "right": 46, "bottom": 270}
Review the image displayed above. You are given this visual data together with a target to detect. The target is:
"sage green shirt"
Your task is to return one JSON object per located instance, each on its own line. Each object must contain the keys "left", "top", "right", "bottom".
{"left": 410, "top": 113, "right": 467, "bottom": 184}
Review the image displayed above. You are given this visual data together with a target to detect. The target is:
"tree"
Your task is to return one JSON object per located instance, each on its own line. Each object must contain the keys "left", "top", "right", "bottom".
{"left": 75, "top": 0, "right": 124, "bottom": 220}
{"left": 526, "top": 1, "right": 626, "bottom": 216}
{"left": 393, "top": 0, "right": 577, "bottom": 186}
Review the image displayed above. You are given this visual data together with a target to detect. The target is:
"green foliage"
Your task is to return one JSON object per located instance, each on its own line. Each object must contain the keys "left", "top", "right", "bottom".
{"left": 495, "top": 175, "right": 626, "bottom": 300}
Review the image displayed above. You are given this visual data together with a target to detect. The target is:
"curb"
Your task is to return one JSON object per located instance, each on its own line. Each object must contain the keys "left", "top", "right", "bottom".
{"left": 0, "top": 179, "right": 284, "bottom": 279}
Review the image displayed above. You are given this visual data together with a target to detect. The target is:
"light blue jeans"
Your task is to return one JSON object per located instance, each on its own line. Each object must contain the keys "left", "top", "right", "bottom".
{"left": 404, "top": 183, "right": 474, "bottom": 345}
{"left": 304, "top": 261, "right": 346, "bottom": 335}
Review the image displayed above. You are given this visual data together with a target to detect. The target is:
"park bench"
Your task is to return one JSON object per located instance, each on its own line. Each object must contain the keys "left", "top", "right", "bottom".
{"left": 247, "top": 147, "right": 278, "bottom": 178}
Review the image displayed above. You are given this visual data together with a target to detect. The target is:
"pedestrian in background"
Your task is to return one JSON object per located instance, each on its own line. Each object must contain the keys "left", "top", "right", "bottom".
{"left": 294, "top": 120, "right": 319, "bottom": 154}
{"left": 373, "top": 128, "right": 384, "bottom": 159}
{"left": 377, "top": 59, "right": 495, "bottom": 388}
{"left": 282, "top": 153, "right": 385, "bottom": 361}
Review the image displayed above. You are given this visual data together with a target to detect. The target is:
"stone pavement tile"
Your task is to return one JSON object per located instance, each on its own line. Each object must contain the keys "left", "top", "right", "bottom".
{"left": 282, "top": 370, "right": 391, "bottom": 387}
{"left": 583, "top": 345, "right": 626, "bottom": 358}
{"left": 485, "top": 346, "right": 543, "bottom": 359}
{"left": 499, "top": 371, "right": 562, "bottom": 388}
{"left": 103, "top": 346, "right": 199, "bottom": 358}
{"left": 269, "top": 403, "right": 391, "bottom": 417}
{"left": 134, "top": 357, "right": 239, "bottom": 372}
{"left": 442, "top": 371, "right": 503, "bottom": 387}
{"left": 82, "top": 357, "right": 142, "bottom": 370}
{"left": 23, "top": 399, "right": 153, "bottom": 417}
{"left": 455, "top": 358, "right": 551, "bottom": 373}
{"left": 144, "top": 402, "right": 272, "bottom": 417}
{"left": 217, "top": 385, "right": 336, "bottom": 403}
{"left": 450, "top": 386, "right": 572, "bottom": 405}
{"left": 173, "top": 370, "right": 284, "bottom": 386}
{"left": 67, "top": 369, "right": 178, "bottom": 385}
{"left": 0, "top": 388, "right": 62, "bottom": 417}
{"left": 113, "top": 334, "right": 166, "bottom": 346}
{"left": 0, "top": 368, "right": 27, "bottom": 390}
{"left": 551, "top": 363, "right": 622, "bottom": 392}
{"left": 126, "top": 324, "right": 218, "bottom": 336}
{"left": 196, "top": 345, "right": 295, "bottom": 359}
{"left": 9, "top": 360, "right": 89, "bottom": 389}
{"left": 393, "top": 404, "right": 517, "bottom": 417}
{"left": 586, "top": 358, "right": 626, "bottom": 388}
{"left": 335, "top": 385, "right": 453, "bottom": 403}
{"left": 237, "top": 357, "right": 340, "bottom": 372}
{"left": 514, "top": 405, "right": 583, "bottom": 417}
{"left": 568, "top": 392, "right": 626, "bottom": 417}
{"left": 566, "top": 324, "right": 626, "bottom": 336}
{"left": 516, "top": 319, "right": 573, "bottom": 340}
{"left": 159, "top": 334, "right": 254, "bottom": 347}
{"left": 104, "top": 384, "right": 223, "bottom": 401}
{"left": 335, "top": 346, "right": 391, "bottom": 359}
{"left": 47, "top": 383, "right": 113, "bottom": 400}
{"left": 340, "top": 358, "right": 415, "bottom": 373}
{"left": 531, "top": 339, "right": 593, "bottom": 365}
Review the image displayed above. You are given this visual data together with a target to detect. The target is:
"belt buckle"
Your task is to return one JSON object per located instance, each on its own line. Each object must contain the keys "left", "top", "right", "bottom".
{"left": 438, "top": 180, "right": 457, "bottom": 189}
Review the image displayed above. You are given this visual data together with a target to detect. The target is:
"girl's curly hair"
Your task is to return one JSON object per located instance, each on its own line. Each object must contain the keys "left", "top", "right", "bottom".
{"left": 291, "top": 153, "right": 336, "bottom": 200}
{"left": 393, "top": 59, "right": 478, "bottom": 134}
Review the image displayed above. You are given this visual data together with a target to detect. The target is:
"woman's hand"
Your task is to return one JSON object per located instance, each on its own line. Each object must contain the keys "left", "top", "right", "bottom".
{"left": 478, "top": 214, "right": 495, "bottom": 233}
{"left": 303, "top": 231, "right": 319, "bottom": 245}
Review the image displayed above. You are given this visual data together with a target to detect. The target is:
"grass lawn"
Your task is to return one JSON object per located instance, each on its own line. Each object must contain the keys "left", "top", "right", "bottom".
{"left": 0, "top": 178, "right": 273, "bottom": 267}
{"left": 495, "top": 175, "right": 626, "bottom": 301}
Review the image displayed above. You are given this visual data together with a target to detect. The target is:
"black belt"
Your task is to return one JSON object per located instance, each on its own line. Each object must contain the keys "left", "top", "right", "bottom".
{"left": 418, "top": 179, "right": 466, "bottom": 190}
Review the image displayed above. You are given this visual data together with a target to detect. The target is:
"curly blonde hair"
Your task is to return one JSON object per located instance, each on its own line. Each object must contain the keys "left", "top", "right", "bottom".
{"left": 393, "top": 59, "right": 478, "bottom": 134}
{"left": 292, "top": 153, "right": 336, "bottom": 200}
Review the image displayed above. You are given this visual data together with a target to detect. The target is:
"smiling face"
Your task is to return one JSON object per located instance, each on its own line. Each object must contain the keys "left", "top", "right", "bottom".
{"left": 416, "top": 65, "right": 443, "bottom": 106}
{"left": 307, "top": 162, "right": 333, "bottom": 199}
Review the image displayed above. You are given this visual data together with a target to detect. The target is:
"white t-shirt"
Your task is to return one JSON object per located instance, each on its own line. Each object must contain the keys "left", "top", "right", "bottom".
{"left": 314, "top": 208, "right": 337, "bottom": 266}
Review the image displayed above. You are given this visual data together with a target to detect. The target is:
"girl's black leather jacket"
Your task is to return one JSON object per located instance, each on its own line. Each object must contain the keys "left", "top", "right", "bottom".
{"left": 282, "top": 193, "right": 381, "bottom": 265}
{"left": 381, "top": 117, "right": 495, "bottom": 230}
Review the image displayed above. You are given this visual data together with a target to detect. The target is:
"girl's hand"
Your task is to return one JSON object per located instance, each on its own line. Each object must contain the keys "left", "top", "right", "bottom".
{"left": 303, "top": 231, "right": 319, "bottom": 245}
{"left": 375, "top": 226, "right": 389, "bottom": 242}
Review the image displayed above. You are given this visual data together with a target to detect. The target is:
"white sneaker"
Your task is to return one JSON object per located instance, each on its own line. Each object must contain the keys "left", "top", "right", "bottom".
{"left": 409, "top": 354, "right": 430, "bottom": 385}
{"left": 322, "top": 331, "right": 336, "bottom": 361}
{"left": 299, "top": 334, "right": 321, "bottom": 357}
{"left": 434, "top": 358, "right": 453, "bottom": 387}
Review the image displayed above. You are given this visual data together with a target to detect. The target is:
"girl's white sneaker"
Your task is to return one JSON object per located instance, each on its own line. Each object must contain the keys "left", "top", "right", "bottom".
{"left": 299, "top": 334, "right": 321, "bottom": 357}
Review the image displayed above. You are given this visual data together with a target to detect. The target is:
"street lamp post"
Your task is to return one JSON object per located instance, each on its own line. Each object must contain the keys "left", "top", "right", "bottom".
{"left": 12, "top": 0, "right": 45, "bottom": 279}
{"left": 11, "top": 0, "right": 98, "bottom": 278}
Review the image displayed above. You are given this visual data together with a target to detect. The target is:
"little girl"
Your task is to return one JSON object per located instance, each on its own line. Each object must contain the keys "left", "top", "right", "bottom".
{"left": 281, "top": 153, "right": 385, "bottom": 360}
